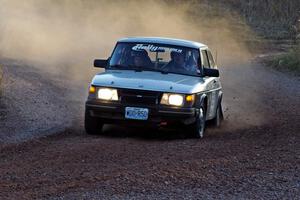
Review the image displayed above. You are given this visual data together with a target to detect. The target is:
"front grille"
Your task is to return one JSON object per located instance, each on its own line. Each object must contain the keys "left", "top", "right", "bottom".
{"left": 119, "top": 89, "right": 161, "bottom": 106}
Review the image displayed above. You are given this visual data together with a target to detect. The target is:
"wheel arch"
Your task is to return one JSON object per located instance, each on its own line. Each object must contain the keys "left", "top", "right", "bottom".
{"left": 218, "top": 90, "right": 223, "bottom": 105}
{"left": 215, "top": 90, "right": 224, "bottom": 120}
{"left": 195, "top": 93, "right": 208, "bottom": 116}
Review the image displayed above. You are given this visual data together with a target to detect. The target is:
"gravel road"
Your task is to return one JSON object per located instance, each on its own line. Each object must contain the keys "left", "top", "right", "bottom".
{"left": 0, "top": 59, "right": 86, "bottom": 143}
{"left": 0, "top": 58, "right": 299, "bottom": 199}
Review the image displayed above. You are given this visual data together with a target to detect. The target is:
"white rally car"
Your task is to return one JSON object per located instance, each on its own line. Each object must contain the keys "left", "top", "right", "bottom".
{"left": 85, "top": 37, "right": 223, "bottom": 138}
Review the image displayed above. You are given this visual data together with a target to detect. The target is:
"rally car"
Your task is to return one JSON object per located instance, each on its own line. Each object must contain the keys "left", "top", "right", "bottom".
{"left": 85, "top": 37, "right": 223, "bottom": 138}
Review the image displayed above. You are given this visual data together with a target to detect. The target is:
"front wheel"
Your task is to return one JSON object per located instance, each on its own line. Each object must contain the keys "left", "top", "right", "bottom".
{"left": 85, "top": 110, "right": 103, "bottom": 135}
{"left": 190, "top": 107, "right": 206, "bottom": 138}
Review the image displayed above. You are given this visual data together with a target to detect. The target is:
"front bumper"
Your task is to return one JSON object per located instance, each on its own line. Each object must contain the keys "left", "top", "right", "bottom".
{"left": 85, "top": 100, "right": 198, "bottom": 126}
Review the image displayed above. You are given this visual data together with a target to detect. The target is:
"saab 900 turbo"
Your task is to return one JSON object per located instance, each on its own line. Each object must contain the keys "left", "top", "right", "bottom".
{"left": 85, "top": 37, "right": 223, "bottom": 138}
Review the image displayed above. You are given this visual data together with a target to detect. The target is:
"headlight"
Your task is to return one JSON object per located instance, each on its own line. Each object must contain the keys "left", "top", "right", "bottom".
{"left": 161, "top": 93, "right": 184, "bottom": 106}
{"left": 97, "top": 88, "right": 118, "bottom": 101}
{"left": 169, "top": 94, "right": 184, "bottom": 106}
{"left": 160, "top": 93, "right": 194, "bottom": 106}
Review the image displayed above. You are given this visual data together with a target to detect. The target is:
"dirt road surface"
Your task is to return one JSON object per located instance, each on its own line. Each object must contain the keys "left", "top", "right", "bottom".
{"left": 0, "top": 58, "right": 299, "bottom": 199}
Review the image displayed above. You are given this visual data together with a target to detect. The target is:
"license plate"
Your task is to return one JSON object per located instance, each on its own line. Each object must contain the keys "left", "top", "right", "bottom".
{"left": 125, "top": 107, "right": 149, "bottom": 120}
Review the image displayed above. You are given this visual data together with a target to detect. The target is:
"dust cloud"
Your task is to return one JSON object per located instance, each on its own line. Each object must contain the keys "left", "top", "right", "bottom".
{"left": 0, "top": 0, "right": 264, "bottom": 133}
{"left": 0, "top": 0, "right": 252, "bottom": 79}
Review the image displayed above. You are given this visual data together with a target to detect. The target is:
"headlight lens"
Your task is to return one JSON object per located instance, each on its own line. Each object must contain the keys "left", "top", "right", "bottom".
{"left": 161, "top": 93, "right": 184, "bottom": 106}
{"left": 169, "top": 94, "right": 184, "bottom": 106}
{"left": 97, "top": 88, "right": 118, "bottom": 101}
{"left": 161, "top": 93, "right": 195, "bottom": 106}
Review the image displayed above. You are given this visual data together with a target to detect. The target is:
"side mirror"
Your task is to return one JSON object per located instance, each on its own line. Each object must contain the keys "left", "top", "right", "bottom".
{"left": 203, "top": 68, "right": 219, "bottom": 77}
{"left": 94, "top": 59, "right": 108, "bottom": 68}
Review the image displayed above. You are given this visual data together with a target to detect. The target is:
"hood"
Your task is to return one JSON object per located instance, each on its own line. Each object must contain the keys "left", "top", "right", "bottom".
{"left": 91, "top": 70, "right": 206, "bottom": 93}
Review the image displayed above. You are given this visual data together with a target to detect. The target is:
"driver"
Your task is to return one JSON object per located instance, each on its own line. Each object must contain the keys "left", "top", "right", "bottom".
{"left": 132, "top": 50, "right": 153, "bottom": 68}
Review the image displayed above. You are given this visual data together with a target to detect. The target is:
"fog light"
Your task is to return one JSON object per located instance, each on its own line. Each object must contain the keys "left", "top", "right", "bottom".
{"left": 186, "top": 95, "right": 194, "bottom": 102}
{"left": 89, "top": 85, "right": 96, "bottom": 93}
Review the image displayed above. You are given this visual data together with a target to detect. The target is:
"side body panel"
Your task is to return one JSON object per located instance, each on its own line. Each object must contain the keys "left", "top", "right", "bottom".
{"left": 199, "top": 47, "right": 222, "bottom": 120}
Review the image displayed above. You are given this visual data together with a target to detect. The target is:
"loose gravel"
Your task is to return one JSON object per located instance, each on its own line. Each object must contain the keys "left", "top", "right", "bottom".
{"left": 0, "top": 58, "right": 299, "bottom": 199}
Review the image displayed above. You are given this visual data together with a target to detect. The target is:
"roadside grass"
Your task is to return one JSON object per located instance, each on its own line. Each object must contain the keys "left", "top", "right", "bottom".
{"left": 222, "top": 0, "right": 300, "bottom": 40}
{"left": 266, "top": 45, "right": 300, "bottom": 76}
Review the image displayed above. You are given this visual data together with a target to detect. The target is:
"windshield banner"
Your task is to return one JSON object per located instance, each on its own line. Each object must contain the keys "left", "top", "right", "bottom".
{"left": 132, "top": 44, "right": 182, "bottom": 53}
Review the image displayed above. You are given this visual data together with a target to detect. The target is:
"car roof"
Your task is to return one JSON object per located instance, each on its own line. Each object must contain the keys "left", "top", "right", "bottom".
{"left": 118, "top": 37, "right": 207, "bottom": 49}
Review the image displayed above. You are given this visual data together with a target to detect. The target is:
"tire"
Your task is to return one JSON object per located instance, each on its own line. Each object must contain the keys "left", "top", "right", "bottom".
{"left": 84, "top": 110, "right": 103, "bottom": 135}
{"left": 190, "top": 106, "right": 206, "bottom": 138}
{"left": 212, "top": 102, "right": 223, "bottom": 128}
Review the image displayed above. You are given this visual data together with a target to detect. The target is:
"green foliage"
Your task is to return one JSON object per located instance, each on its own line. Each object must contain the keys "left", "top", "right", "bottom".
{"left": 268, "top": 45, "right": 300, "bottom": 76}
{"left": 210, "top": 0, "right": 300, "bottom": 39}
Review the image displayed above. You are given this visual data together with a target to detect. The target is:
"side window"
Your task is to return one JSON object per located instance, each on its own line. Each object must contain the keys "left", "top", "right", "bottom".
{"left": 207, "top": 50, "right": 216, "bottom": 69}
{"left": 201, "top": 50, "right": 210, "bottom": 68}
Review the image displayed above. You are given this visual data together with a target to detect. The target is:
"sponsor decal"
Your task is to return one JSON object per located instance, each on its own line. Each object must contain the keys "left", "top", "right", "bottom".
{"left": 132, "top": 44, "right": 182, "bottom": 53}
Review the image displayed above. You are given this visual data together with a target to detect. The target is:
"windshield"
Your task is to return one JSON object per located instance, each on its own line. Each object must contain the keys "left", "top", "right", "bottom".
{"left": 109, "top": 42, "right": 201, "bottom": 76}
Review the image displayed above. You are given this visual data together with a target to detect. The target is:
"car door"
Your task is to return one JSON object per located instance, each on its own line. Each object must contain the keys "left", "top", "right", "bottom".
{"left": 201, "top": 49, "right": 220, "bottom": 120}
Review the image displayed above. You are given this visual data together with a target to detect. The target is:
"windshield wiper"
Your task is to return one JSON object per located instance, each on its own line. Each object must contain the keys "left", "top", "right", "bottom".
{"left": 109, "top": 64, "right": 127, "bottom": 69}
{"left": 134, "top": 66, "right": 169, "bottom": 74}
{"left": 109, "top": 64, "right": 168, "bottom": 74}
{"left": 110, "top": 64, "right": 143, "bottom": 72}
{"left": 122, "top": 65, "right": 143, "bottom": 72}
{"left": 129, "top": 65, "right": 169, "bottom": 74}
{"left": 156, "top": 69, "right": 168, "bottom": 74}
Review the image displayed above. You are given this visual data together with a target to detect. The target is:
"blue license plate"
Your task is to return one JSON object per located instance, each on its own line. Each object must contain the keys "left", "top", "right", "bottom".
{"left": 125, "top": 107, "right": 149, "bottom": 120}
